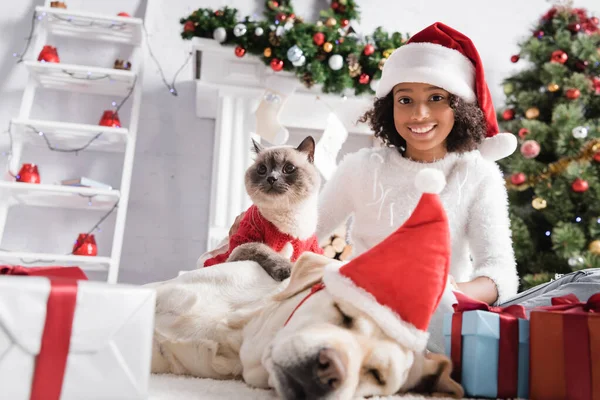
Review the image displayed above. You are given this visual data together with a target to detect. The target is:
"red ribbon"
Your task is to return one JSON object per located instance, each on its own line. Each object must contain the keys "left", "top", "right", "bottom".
{"left": 537, "top": 293, "right": 600, "bottom": 314}
{"left": 451, "top": 291, "right": 526, "bottom": 399}
{"left": 0, "top": 265, "right": 88, "bottom": 280}
{"left": 284, "top": 282, "right": 325, "bottom": 326}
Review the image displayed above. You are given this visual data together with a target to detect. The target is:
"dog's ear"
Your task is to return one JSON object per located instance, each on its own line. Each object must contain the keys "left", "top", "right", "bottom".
{"left": 402, "top": 352, "right": 463, "bottom": 399}
{"left": 273, "top": 252, "right": 336, "bottom": 301}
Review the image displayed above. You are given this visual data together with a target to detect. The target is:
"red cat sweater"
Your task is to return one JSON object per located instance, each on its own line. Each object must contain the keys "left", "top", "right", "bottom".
{"left": 204, "top": 205, "right": 323, "bottom": 267}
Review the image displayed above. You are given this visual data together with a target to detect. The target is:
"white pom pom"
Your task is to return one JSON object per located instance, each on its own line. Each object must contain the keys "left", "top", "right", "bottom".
{"left": 478, "top": 133, "right": 517, "bottom": 162}
{"left": 415, "top": 169, "right": 446, "bottom": 194}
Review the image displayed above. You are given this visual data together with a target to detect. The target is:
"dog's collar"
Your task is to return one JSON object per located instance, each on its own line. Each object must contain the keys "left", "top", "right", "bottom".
{"left": 283, "top": 282, "right": 325, "bottom": 326}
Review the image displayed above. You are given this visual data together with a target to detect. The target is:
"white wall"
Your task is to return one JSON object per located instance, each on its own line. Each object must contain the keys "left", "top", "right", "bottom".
{"left": 1, "top": 0, "right": 598, "bottom": 284}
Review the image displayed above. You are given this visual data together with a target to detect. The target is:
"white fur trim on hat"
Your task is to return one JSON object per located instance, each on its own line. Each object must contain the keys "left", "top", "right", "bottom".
{"left": 323, "top": 263, "right": 430, "bottom": 353}
{"left": 376, "top": 42, "right": 476, "bottom": 102}
{"left": 478, "top": 133, "right": 518, "bottom": 161}
{"left": 414, "top": 168, "right": 446, "bottom": 194}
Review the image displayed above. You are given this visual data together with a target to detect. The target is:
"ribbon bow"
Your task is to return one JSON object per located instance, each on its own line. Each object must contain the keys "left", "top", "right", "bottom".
{"left": 538, "top": 293, "right": 600, "bottom": 313}
{"left": 453, "top": 291, "right": 527, "bottom": 319}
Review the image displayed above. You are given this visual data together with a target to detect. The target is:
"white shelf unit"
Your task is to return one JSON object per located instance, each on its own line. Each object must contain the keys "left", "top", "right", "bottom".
{"left": 0, "top": 2, "right": 147, "bottom": 283}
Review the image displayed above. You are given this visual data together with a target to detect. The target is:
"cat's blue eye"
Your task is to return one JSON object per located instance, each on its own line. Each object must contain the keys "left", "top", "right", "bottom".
{"left": 283, "top": 163, "right": 296, "bottom": 174}
{"left": 257, "top": 164, "right": 267, "bottom": 175}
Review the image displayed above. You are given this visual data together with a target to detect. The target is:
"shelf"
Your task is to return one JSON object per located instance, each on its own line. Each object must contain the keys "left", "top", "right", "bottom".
{"left": 0, "top": 181, "right": 120, "bottom": 210}
{"left": 0, "top": 251, "right": 110, "bottom": 272}
{"left": 36, "top": 6, "right": 143, "bottom": 45}
{"left": 11, "top": 118, "right": 128, "bottom": 153}
{"left": 25, "top": 61, "right": 136, "bottom": 97}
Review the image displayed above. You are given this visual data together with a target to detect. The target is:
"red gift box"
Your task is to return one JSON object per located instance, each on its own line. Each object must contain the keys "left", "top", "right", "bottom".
{"left": 530, "top": 293, "right": 600, "bottom": 400}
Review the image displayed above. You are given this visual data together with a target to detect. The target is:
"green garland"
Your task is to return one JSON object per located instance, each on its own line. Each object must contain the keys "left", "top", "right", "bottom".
{"left": 180, "top": 0, "right": 408, "bottom": 95}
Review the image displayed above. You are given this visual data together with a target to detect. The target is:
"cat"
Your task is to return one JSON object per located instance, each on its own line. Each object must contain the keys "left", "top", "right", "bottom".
{"left": 202, "top": 136, "right": 324, "bottom": 281}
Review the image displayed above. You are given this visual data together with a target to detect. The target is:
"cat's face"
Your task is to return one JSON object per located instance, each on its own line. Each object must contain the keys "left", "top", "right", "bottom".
{"left": 245, "top": 136, "right": 321, "bottom": 208}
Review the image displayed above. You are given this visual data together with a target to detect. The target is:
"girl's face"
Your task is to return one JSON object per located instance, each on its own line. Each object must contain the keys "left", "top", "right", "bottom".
{"left": 392, "top": 82, "right": 455, "bottom": 162}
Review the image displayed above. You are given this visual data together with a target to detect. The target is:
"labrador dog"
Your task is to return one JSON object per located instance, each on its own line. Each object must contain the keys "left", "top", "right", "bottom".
{"left": 150, "top": 253, "right": 463, "bottom": 399}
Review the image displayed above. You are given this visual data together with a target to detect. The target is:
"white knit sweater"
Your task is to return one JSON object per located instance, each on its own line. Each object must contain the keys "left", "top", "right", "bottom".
{"left": 317, "top": 146, "right": 519, "bottom": 304}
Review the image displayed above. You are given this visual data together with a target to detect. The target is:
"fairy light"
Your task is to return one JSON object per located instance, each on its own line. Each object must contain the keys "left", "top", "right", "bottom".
{"left": 545, "top": 231, "right": 551, "bottom": 236}
{"left": 576, "top": 216, "right": 582, "bottom": 222}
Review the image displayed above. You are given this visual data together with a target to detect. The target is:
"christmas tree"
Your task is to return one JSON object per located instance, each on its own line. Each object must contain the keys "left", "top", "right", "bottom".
{"left": 498, "top": 3, "right": 600, "bottom": 290}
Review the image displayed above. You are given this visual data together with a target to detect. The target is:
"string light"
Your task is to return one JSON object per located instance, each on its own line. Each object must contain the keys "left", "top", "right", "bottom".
{"left": 545, "top": 231, "right": 551, "bottom": 236}
{"left": 575, "top": 216, "right": 582, "bottom": 222}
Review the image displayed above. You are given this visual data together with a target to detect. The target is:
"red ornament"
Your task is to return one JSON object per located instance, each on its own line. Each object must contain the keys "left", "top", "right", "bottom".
{"left": 359, "top": 73, "right": 370, "bottom": 85}
{"left": 363, "top": 44, "right": 375, "bottom": 56}
{"left": 332, "top": 2, "right": 339, "bottom": 10}
{"left": 593, "top": 152, "right": 600, "bottom": 162}
{"left": 510, "top": 54, "right": 520, "bottom": 63}
{"left": 518, "top": 128, "right": 530, "bottom": 138}
{"left": 117, "top": 12, "right": 131, "bottom": 17}
{"left": 268, "top": 1, "right": 279, "bottom": 10}
{"left": 575, "top": 60, "right": 588, "bottom": 71}
{"left": 593, "top": 77, "right": 600, "bottom": 95}
{"left": 215, "top": 10, "right": 223, "bottom": 17}
{"left": 73, "top": 234, "right": 98, "bottom": 257}
{"left": 568, "top": 22, "right": 581, "bottom": 33}
{"left": 551, "top": 50, "right": 568, "bottom": 64}
{"left": 542, "top": 7, "right": 557, "bottom": 21}
{"left": 37, "top": 45, "right": 60, "bottom": 63}
{"left": 16, "top": 164, "right": 40, "bottom": 184}
{"left": 183, "top": 21, "right": 195, "bottom": 33}
{"left": 99, "top": 110, "right": 121, "bottom": 127}
{"left": 276, "top": 13, "right": 287, "bottom": 22}
{"left": 502, "top": 109, "right": 515, "bottom": 121}
{"left": 533, "top": 30, "right": 544, "bottom": 38}
{"left": 270, "top": 58, "right": 284, "bottom": 72}
{"left": 571, "top": 178, "right": 589, "bottom": 193}
{"left": 289, "top": 13, "right": 295, "bottom": 20}
{"left": 565, "top": 88, "right": 581, "bottom": 100}
{"left": 521, "top": 140, "right": 541, "bottom": 159}
{"left": 591, "top": 17, "right": 599, "bottom": 25}
{"left": 510, "top": 173, "right": 527, "bottom": 186}
{"left": 313, "top": 32, "right": 325, "bottom": 46}
{"left": 234, "top": 46, "right": 246, "bottom": 57}
{"left": 341, "top": 19, "right": 349, "bottom": 27}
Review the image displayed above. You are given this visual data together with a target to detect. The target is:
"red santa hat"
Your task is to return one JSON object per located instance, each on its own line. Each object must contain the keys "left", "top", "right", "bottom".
{"left": 323, "top": 169, "right": 450, "bottom": 352}
{"left": 375, "top": 22, "right": 516, "bottom": 162}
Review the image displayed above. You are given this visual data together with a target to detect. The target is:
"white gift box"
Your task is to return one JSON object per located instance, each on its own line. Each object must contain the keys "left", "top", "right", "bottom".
{"left": 0, "top": 275, "right": 156, "bottom": 400}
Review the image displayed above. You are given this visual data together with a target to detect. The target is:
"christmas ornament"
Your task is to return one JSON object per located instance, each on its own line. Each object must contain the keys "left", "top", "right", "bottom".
{"left": 326, "top": 17, "right": 337, "bottom": 27}
{"left": 550, "top": 50, "right": 568, "bottom": 64}
{"left": 16, "top": 164, "right": 40, "bottom": 184}
{"left": 37, "top": 45, "right": 60, "bottom": 63}
{"left": 533, "top": 30, "right": 544, "bottom": 38}
{"left": 113, "top": 59, "right": 132, "bottom": 70}
{"left": 575, "top": 60, "right": 588, "bottom": 71}
{"left": 213, "top": 27, "right": 227, "bottom": 43}
{"left": 341, "top": 19, "right": 349, "bottom": 27}
{"left": 518, "top": 128, "right": 530, "bottom": 138}
{"left": 572, "top": 126, "right": 588, "bottom": 139}
{"left": 287, "top": 45, "right": 303, "bottom": 63}
{"left": 363, "top": 44, "right": 375, "bottom": 56}
{"left": 323, "top": 42, "right": 334, "bottom": 53}
{"left": 503, "top": 82, "right": 514, "bottom": 95}
{"left": 589, "top": 240, "right": 600, "bottom": 255}
{"left": 292, "top": 56, "right": 306, "bottom": 67}
{"left": 525, "top": 107, "right": 540, "bottom": 119}
{"left": 117, "top": 12, "right": 130, "bottom": 17}
{"left": 521, "top": 140, "right": 541, "bottom": 159}
{"left": 235, "top": 46, "right": 246, "bottom": 57}
{"left": 502, "top": 109, "right": 515, "bottom": 121}
{"left": 73, "top": 234, "right": 97, "bottom": 256}
{"left": 339, "top": 0, "right": 348, "bottom": 4}
{"left": 328, "top": 54, "right": 344, "bottom": 70}
{"left": 50, "top": 1, "right": 67, "bottom": 8}
{"left": 313, "top": 32, "right": 325, "bottom": 46}
{"left": 270, "top": 58, "right": 284, "bottom": 71}
{"left": 593, "top": 77, "right": 600, "bottom": 95}
{"left": 346, "top": 54, "right": 361, "bottom": 77}
{"left": 276, "top": 13, "right": 287, "bottom": 22}
{"left": 568, "top": 256, "right": 585, "bottom": 268}
{"left": 594, "top": 152, "right": 600, "bottom": 162}
{"left": 254, "top": 27, "right": 264, "bottom": 37}
{"left": 332, "top": 1, "right": 340, "bottom": 10}
{"left": 359, "top": 73, "right": 370, "bottom": 85}
{"left": 565, "top": 88, "right": 581, "bottom": 100}
{"left": 378, "top": 58, "right": 386, "bottom": 70}
{"left": 263, "top": 47, "right": 272, "bottom": 57}
{"left": 568, "top": 22, "right": 581, "bottom": 33}
{"left": 183, "top": 21, "right": 195, "bottom": 33}
{"left": 510, "top": 172, "right": 527, "bottom": 185}
{"left": 547, "top": 83, "right": 560, "bottom": 92}
{"left": 510, "top": 54, "right": 520, "bottom": 63}
{"left": 591, "top": 16, "right": 599, "bottom": 25}
{"left": 269, "top": 31, "right": 282, "bottom": 46}
{"left": 571, "top": 178, "right": 589, "bottom": 193}
{"left": 532, "top": 197, "right": 547, "bottom": 210}
{"left": 99, "top": 110, "right": 121, "bottom": 127}
{"left": 268, "top": 0, "right": 279, "bottom": 10}
{"left": 214, "top": 10, "right": 223, "bottom": 17}
{"left": 233, "top": 23, "right": 247, "bottom": 37}
{"left": 383, "top": 49, "right": 394, "bottom": 58}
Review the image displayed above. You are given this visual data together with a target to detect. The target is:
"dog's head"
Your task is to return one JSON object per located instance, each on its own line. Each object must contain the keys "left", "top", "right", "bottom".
{"left": 264, "top": 253, "right": 463, "bottom": 400}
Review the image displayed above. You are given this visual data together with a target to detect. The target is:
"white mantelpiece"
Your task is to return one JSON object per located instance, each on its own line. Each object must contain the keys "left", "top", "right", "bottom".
{"left": 193, "top": 38, "right": 373, "bottom": 250}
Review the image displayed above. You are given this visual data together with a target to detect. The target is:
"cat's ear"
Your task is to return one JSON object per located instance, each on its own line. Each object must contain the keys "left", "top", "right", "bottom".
{"left": 296, "top": 136, "right": 315, "bottom": 163}
{"left": 251, "top": 138, "right": 264, "bottom": 154}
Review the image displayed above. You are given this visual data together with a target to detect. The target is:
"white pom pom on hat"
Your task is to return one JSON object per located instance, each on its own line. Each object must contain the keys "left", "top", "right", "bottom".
{"left": 415, "top": 168, "right": 446, "bottom": 194}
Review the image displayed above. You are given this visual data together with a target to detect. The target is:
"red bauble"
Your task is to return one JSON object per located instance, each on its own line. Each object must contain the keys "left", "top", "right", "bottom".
{"left": 341, "top": 19, "right": 349, "bottom": 27}
{"left": 571, "top": 178, "right": 589, "bottom": 193}
{"left": 521, "top": 140, "right": 541, "bottom": 159}
{"left": 551, "top": 50, "right": 568, "bottom": 64}
{"left": 215, "top": 10, "right": 223, "bottom": 17}
{"left": 568, "top": 22, "right": 581, "bottom": 33}
{"left": 542, "top": 7, "right": 557, "bottom": 20}
{"left": 183, "top": 21, "right": 195, "bottom": 33}
{"left": 575, "top": 60, "right": 588, "bottom": 71}
{"left": 289, "top": 13, "right": 296, "bottom": 20}
{"left": 510, "top": 54, "right": 520, "bottom": 63}
{"left": 591, "top": 17, "right": 599, "bottom": 25}
{"left": 270, "top": 58, "right": 284, "bottom": 71}
{"left": 313, "top": 32, "right": 325, "bottom": 46}
{"left": 359, "top": 73, "right": 370, "bottom": 85}
{"left": 73, "top": 234, "right": 98, "bottom": 257}
{"left": 593, "top": 77, "right": 600, "bottom": 95}
{"left": 363, "top": 44, "right": 375, "bottom": 56}
{"left": 510, "top": 173, "right": 527, "bottom": 186}
{"left": 99, "top": 110, "right": 121, "bottom": 127}
{"left": 502, "top": 109, "right": 515, "bottom": 121}
{"left": 565, "top": 88, "right": 581, "bottom": 100}
{"left": 276, "top": 13, "right": 287, "bottom": 22}
{"left": 533, "top": 30, "right": 544, "bottom": 38}
{"left": 234, "top": 46, "right": 246, "bottom": 58}
{"left": 332, "top": 2, "right": 339, "bottom": 10}
{"left": 37, "top": 45, "right": 60, "bottom": 63}
{"left": 16, "top": 164, "right": 40, "bottom": 184}
{"left": 117, "top": 12, "right": 131, "bottom": 17}
{"left": 593, "top": 152, "right": 600, "bottom": 162}
{"left": 268, "top": 1, "right": 279, "bottom": 10}
{"left": 518, "top": 128, "right": 530, "bottom": 138}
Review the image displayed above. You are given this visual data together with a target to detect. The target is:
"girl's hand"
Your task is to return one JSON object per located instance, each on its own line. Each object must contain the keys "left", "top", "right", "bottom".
{"left": 448, "top": 275, "right": 461, "bottom": 292}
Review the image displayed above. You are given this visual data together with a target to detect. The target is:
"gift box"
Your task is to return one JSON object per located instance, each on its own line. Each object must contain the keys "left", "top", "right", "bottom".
{"left": 530, "top": 293, "right": 600, "bottom": 400}
{"left": 0, "top": 266, "right": 156, "bottom": 400}
{"left": 443, "top": 292, "right": 529, "bottom": 399}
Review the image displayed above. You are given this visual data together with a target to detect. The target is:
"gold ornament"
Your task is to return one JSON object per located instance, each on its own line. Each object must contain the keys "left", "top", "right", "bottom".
{"left": 263, "top": 47, "right": 272, "bottom": 57}
{"left": 532, "top": 197, "right": 547, "bottom": 210}
{"left": 323, "top": 42, "right": 333, "bottom": 53}
{"left": 378, "top": 58, "right": 386, "bottom": 70}
{"left": 589, "top": 240, "right": 600, "bottom": 255}
{"left": 383, "top": 49, "right": 394, "bottom": 58}
{"left": 592, "top": 143, "right": 600, "bottom": 152}
{"left": 503, "top": 82, "right": 514, "bottom": 95}
{"left": 547, "top": 83, "right": 560, "bottom": 92}
{"left": 326, "top": 17, "right": 337, "bottom": 27}
{"left": 346, "top": 54, "right": 361, "bottom": 78}
{"left": 525, "top": 107, "right": 540, "bottom": 119}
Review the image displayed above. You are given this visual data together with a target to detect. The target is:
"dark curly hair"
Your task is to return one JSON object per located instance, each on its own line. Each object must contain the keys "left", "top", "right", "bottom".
{"left": 358, "top": 92, "right": 487, "bottom": 153}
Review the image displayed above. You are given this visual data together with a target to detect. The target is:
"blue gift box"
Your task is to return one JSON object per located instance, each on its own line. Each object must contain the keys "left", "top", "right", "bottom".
{"left": 443, "top": 310, "right": 529, "bottom": 399}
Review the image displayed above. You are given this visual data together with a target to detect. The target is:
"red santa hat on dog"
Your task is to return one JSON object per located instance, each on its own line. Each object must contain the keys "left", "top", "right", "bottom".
{"left": 375, "top": 22, "right": 516, "bottom": 162}
{"left": 323, "top": 169, "right": 450, "bottom": 352}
